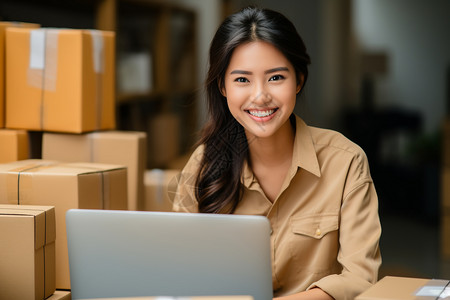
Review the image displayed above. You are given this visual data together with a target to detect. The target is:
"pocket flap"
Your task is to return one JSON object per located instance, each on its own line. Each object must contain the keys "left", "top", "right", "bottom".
{"left": 290, "top": 213, "right": 339, "bottom": 239}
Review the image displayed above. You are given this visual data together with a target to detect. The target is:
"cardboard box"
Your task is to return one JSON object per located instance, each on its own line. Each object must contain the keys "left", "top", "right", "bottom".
{"left": 48, "top": 290, "right": 72, "bottom": 300}
{"left": 6, "top": 28, "right": 115, "bottom": 133}
{"left": 0, "top": 204, "right": 55, "bottom": 300}
{"left": 0, "top": 22, "right": 40, "bottom": 128}
{"left": 42, "top": 130, "right": 146, "bottom": 211}
{"left": 144, "top": 169, "right": 180, "bottom": 212}
{"left": 148, "top": 113, "right": 180, "bottom": 168}
{"left": 0, "top": 128, "right": 29, "bottom": 163}
{"left": 356, "top": 276, "right": 450, "bottom": 300}
{"left": 0, "top": 159, "right": 128, "bottom": 289}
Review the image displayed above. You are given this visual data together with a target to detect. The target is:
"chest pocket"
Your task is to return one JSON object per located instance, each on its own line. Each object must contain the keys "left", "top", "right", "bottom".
{"left": 290, "top": 213, "right": 339, "bottom": 239}
{"left": 286, "top": 213, "right": 340, "bottom": 273}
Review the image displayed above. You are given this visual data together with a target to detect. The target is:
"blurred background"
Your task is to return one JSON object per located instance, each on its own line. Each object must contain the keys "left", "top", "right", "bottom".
{"left": 2, "top": 0, "right": 449, "bottom": 280}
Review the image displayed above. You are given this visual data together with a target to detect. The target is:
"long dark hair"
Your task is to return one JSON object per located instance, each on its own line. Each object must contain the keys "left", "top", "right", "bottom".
{"left": 195, "top": 6, "right": 311, "bottom": 214}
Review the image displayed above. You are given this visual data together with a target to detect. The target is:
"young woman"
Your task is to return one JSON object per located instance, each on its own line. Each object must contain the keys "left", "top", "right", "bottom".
{"left": 173, "top": 6, "right": 381, "bottom": 300}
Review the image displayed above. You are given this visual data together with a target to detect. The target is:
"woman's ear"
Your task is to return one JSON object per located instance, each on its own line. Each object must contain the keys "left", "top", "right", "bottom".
{"left": 296, "top": 74, "right": 305, "bottom": 94}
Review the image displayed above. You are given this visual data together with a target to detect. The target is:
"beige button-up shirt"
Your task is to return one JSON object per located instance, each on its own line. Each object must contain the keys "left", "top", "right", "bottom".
{"left": 173, "top": 115, "right": 382, "bottom": 300}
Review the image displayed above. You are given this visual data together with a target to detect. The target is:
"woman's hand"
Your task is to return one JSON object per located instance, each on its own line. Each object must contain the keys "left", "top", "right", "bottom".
{"left": 274, "top": 288, "right": 334, "bottom": 300}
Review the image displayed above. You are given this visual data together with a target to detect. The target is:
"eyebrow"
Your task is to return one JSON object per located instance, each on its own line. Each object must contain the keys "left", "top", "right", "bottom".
{"left": 230, "top": 67, "right": 289, "bottom": 75}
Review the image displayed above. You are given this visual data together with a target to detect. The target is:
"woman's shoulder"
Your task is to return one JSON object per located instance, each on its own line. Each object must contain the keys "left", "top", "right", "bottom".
{"left": 181, "top": 144, "right": 205, "bottom": 172}
{"left": 307, "top": 125, "right": 366, "bottom": 157}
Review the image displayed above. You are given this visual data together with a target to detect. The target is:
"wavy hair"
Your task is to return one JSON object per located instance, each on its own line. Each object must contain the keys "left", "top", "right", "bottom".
{"left": 195, "top": 6, "right": 311, "bottom": 213}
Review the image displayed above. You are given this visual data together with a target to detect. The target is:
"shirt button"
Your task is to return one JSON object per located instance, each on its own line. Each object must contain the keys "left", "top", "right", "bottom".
{"left": 315, "top": 228, "right": 321, "bottom": 237}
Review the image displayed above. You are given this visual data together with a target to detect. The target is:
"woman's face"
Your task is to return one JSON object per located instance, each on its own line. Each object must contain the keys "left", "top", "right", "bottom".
{"left": 222, "top": 41, "right": 302, "bottom": 140}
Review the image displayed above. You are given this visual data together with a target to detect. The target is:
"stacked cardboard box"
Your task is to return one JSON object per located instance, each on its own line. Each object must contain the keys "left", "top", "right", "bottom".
{"left": 0, "top": 129, "right": 29, "bottom": 163}
{"left": 0, "top": 204, "right": 55, "bottom": 300}
{"left": 144, "top": 169, "right": 180, "bottom": 212}
{"left": 6, "top": 28, "right": 115, "bottom": 133}
{"left": 1, "top": 22, "right": 40, "bottom": 128}
{"left": 42, "top": 131, "right": 146, "bottom": 211}
{"left": 0, "top": 159, "right": 128, "bottom": 289}
{"left": 442, "top": 118, "right": 450, "bottom": 259}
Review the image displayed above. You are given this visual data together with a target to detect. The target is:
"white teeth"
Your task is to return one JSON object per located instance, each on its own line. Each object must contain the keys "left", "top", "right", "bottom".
{"left": 248, "top": 109, "right": 275, "bottom": 117}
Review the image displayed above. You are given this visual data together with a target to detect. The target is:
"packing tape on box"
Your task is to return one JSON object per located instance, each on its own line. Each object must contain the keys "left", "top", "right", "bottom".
{"left": 89, "top": 30, "right": 105, "bottom": 129}
{"left": 28, "top": 29, "right": 106, "bottom": 88}
{"left": 28, "top": 29, "right": 58, "bottom": 91}
{"left": 27, "top": 29, "right": 106, "bottom": 130}
{"left": 415, "top": 280, "right": 450, "bottom": 298}
{"left": 56, "top": 163, "right": 115, "bottom": 209}
{"left": 89, "top": 30, "right": 105, "bottom": 74}
{"left": 0, "top": 162, "right": 52, "bottom": 203}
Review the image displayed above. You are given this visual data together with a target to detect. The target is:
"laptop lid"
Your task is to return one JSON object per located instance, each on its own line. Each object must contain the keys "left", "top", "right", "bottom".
{"left": 66, "top": 209, "right": 273, "bottom": 300}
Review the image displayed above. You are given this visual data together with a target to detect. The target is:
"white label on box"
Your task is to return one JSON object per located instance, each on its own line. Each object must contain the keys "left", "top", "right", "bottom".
{"left": 89, "top": 30, "right": 104, "bottom": 74}
{"left": 30, "top": 29, "right": 46, "bottom": 70}
{"left": 28, "top": 29, "right": 59, "bottom": 91}
{"left": 440, "top": 287, "right": 450, "bottom": 298}
{"left": 415, "top": 285, "right": 446, "bottom": 297}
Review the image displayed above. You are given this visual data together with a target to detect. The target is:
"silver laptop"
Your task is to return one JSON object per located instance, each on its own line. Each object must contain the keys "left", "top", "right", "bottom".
{"left": 66, "top": 209, "right": 273, "bottom": 300}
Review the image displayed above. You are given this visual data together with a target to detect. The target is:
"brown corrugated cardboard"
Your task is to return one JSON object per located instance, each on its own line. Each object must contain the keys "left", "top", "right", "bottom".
{"left": 0, "top": 22, "right": 40, "bottom": 128}
{"left": 0, "top": 129, "right": 29, "bottom": 163}
{"left": 42, "top": 130, "right": 146, "bottom": 211}
{"left": 0, "top": 204, "right": 55, "bottom": 300}
{"left": 5, "top": 28, "right": 115, "bottom": 133}
{"left": 0, "top": 159, "right": 128, "bottom": 289}
{"left": 356, "top": 276, "right": 449, "bottom": 300}
{"left": 144, "top": 169, "right": 180, "bottom": 212}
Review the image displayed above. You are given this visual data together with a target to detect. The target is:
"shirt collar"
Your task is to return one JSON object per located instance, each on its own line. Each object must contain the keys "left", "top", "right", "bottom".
{"left": 241, "top": 115, "right": 321, "bottom": 187}
{"left": 292, "top": 115, "right": 321, "bottom": 178}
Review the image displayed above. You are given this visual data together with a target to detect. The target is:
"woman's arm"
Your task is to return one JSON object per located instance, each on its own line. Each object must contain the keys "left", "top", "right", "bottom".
{"left": 274, "top": 288, "right": 334, "bottom": 300}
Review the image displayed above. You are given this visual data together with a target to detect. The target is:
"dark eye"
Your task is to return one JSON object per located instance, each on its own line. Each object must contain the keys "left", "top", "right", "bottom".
{"left": 234, "top": 77, "right": 249, "bottom": 83}
{"left": 269, "top": 75, "right": 285, "bottom": 81}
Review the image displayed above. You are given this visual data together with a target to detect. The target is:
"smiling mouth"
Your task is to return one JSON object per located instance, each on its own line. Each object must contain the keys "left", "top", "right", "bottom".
{"left": 246, "top": 108, "right": 278, "bottom": 117}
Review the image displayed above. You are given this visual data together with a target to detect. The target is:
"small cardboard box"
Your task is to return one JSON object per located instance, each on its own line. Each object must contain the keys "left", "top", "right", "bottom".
{"left": 0, "top": 159, "right": 128, "bottom": 289}
{"left": 0, "top": 129, "right": 29, "bottom": 163}
{"left": 0, "top": 22, "right": 40, "bottom": 128}
{"left": 6, "top": 28, "right": 115, "bottom": 133}
{"left": 356, "top": 276, "right": 450, "bottom": 300}
{"left": 0, "top": 204, "right": 55, "bottom": 300}
{"left": 144, "top": 169, "right": 180, "bottom": 212}
{"left": 42, "top": 130, "right": 147, "bottom": 211}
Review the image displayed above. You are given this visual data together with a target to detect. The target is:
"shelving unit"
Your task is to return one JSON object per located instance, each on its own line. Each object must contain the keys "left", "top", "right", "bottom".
{"left": 1, "top": 0, "right": 199, "bottom": 168}
{"left": 99, "top": 0, "right": 199, "bottom": 168}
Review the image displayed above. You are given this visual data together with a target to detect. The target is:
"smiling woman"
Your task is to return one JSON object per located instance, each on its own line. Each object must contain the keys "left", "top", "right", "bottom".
{"left": 173, "top": 6, "right": 382, "bottom": 300}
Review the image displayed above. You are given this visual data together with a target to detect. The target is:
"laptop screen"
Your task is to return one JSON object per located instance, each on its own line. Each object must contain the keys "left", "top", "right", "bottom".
{"left": 66, "top": 209, "right": 273, "bottom": 300}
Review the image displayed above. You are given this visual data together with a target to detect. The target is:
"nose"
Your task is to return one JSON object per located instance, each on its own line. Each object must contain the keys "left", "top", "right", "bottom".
{"left": 251, "top": 83, "right": 272, "bottom": 105}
